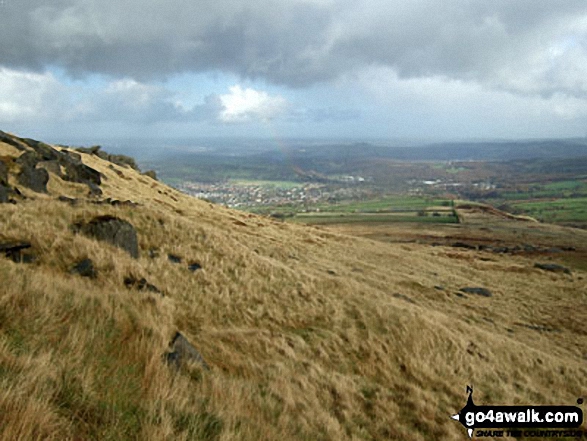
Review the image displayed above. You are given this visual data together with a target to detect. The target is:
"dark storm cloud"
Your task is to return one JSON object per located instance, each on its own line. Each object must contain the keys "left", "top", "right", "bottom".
{"left": 1, "top": 0, "right": 587, "bottom": 96}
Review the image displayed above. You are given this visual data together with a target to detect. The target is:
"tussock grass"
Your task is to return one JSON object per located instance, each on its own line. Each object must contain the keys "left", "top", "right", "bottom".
{"left": 0, "top": 139, "right": 586, "bottom": 440}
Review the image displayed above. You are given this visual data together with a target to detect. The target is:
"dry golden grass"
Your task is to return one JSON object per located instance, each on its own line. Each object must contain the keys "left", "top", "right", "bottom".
{"left": 0, "top": 137, "right": 586, "bottom": 440}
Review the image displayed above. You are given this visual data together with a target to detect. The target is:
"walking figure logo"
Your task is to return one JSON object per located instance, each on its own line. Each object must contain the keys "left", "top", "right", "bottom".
{"left": 451, "top": 385, "right": 584, "bottom": 438}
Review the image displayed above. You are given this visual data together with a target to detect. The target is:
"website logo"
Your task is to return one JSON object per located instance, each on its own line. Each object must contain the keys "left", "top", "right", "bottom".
{"left": 451, "top": 386, "right": 584, "bottom": 438}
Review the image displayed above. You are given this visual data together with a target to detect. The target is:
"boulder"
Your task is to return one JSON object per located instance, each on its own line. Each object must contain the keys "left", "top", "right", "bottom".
{"left": 459, "top": 287, "right": 492, "bottom": 297}
{"left": 76, "top": 215, "right": 139, "bottom": 258}
{"left": 0, "top": 184, "right": 9, "bottom": 203}
{"left": 70, "top": 258, "right": 97, "bottom": 278}
{"left": 15, "top": 151, "right": 41, "bottom": 168}
{"left": 58, "top": 196, "right": 78, "bottom": 205}
{"left": 20, "top": 138, "right": 59, "bottom": 161}
{"left": 17, "top": 165, "right": 49, "bottom": 193}
{"left": 38, "top": 160, "right": 63, "bottom": 177}
{"left": 143, "top": 170, "right": 157, "bottom": 180}
{"left": 534, "top": 263, "right": 571, "bottom": 275}
{"left": 0, "top": 160, "right": 7, "bottom": 185}
{"left": 392, "top": 292, "right": 415, "bottom": 304}
{"left": 60, "top": 156, "right": 101, "bottom": 186}
{"left": 188, "top": 262, "right": 202, "bottom": 272}
{"left": 168, "top": 254, "right": 182, "bottom": 264}
{"left": 123, "top": 275, "right": 161, "bottom": 293}
{"left": 0, "top": 241, "right": 34, "bottom": 263}
{"left": 87, "top": 182, "right": 103, "bottom": 196}
{"left": 165, "top": 332, "right": 209, "bottom": 370}
{"left": 452, "top": 242, "right": 476, "bottom": 250}
{"left": 75, "top": 145, "right": 102, "bottom": 155}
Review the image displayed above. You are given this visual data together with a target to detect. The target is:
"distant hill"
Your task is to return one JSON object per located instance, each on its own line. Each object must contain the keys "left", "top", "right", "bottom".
{"left": 0, "top": 130, "right": 586, "bottom": 440}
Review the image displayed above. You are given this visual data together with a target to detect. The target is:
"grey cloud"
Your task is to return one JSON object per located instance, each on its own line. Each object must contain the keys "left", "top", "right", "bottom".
{"left": 1, "top": 0, "right": 587, "bottom": 96}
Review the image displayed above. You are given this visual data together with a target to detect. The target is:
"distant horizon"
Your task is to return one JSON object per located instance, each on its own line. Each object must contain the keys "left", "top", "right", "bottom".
{"left": 24, "top": 132, "right": 587, "bottom": 151}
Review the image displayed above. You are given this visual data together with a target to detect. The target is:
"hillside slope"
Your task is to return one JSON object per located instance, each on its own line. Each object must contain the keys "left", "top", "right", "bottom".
{"left": 0, "top": 131, "right": 586, "bottom": 440}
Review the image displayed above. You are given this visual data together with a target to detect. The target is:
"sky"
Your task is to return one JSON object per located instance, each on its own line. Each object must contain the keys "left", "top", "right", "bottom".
{"left": 2, "top": 0, "right": 587, "bottom": 143}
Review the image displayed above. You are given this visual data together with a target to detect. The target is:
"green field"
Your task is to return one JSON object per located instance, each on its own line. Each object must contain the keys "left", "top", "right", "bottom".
{"left": 509, "top": 197, "right": 587, "bottom": 223}
{"left": 291, "top": 212, "right": 458, "bottom": 225}
{"left": 312, "top": 196, "right": 452, "bottom": 213}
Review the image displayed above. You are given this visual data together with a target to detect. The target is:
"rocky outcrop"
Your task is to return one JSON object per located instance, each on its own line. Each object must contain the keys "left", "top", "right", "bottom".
{"left": 75, "top": 145, "right": 139, "bottom": 170}
{"left": 0, "top": 130, "right": 26, "bottom": 151}
{"left": 74, "top": 215, "right": 139, "bottom": 258}
{"left": 9, "top": 137, "right": 103, "bottom": 194}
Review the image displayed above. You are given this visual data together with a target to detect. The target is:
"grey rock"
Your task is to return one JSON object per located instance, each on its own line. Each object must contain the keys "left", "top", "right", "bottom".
{"left": 0, "top": 241, "right": 34, "bottom": 263}
{"left": 143, "top": 170, "right": 157, "bottom": 180}
{"left": 15, "top": 151, "right": 41, "bottom": 168}
{"left": 70, "top": 258, "right": 97, "bottom": 278}
{"left": 76, "top": 215, "right": 139, "bottom": 258}
{"left": 63, "top": 151, "right": 82, "bottom": 164}
{"left": 123, "top": 275, "right": 161, "bottom": 293}
{"left": 58, "top": 196, "right": 78, "bottom": 205}
{"left": 87, "top": 182, "right": 103, "bottom": 196}
{"left": 459, "top": 287, "right": 493, "bottom": 297}
{"left": 534, "top": 263, "right": 571, "bottom": 275}
{"left": 20, "top": 138, "right": 59, "bottom": 161}
{"left": 0, "top": 160, "right": 7, "bottom": 185}
{"left": 38, "top": 160, "right": 63, "bottom": 177}
{"left": 0, "top": 184, "right": 9, "bottom": 203}
{"left": 392, "top": 293, "right": 415, "bottom": 304}
{"left": 188, "top": 262, "right": 202, "bottom": 272}
{"left": 75, "top": 145, "right": 102, "bottom": 155}
{"left": 165, "top": 332, "right": 209, "bottom": 370}
{"left": 0, "top": 130, "right": 26, "bottom": 151}
{"left": 61, "top": 158, "right": 101, "bottom": 186}
{"left": 17, "top": 165, "right": 49, "bottom": 193}
{"left": 452, "top": 242, "right": 476, "bottom": 250}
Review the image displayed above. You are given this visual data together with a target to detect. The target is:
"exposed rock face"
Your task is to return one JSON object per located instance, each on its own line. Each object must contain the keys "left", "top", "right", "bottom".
{"left": 459, "top": 287, "right": 493, "bottom": 297}
{"left": 0, "top": 130, "right": 26, "bottom": 151}
{"left": 76, "top": 215, "right": 139, "bottom": 258}
{"left": 60, "top": 151, "right": 102, "bottom": 186}
{"left": 0, "top": 160, "right": 8, "bottom": 184}
{"left": 20, "top": 138, "right": 59, "bottom": 161}
{"left": 0, "top": 184, "right": 8, "bottom": 203}
{"left": 0, "top": 160, "right": 8, "bottom": 203}
{"left": 15, "top": 151, "right": 41, "bottom": 168}
{"left": 75, "top": 145, "right": 139, "bottom": 170}
{"left": 17, "top": 164, "right": 49, "bottom": 193}
{"left": 165, "top": 332, "right": 209, "bottom": 370}
{"left": 10, "top": 137, "right": 102, "bottom": 194}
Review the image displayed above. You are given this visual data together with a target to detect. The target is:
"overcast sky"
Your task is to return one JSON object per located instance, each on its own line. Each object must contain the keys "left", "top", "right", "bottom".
{"left": 2, "top": 0, "right": 587, "bottom": 142}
